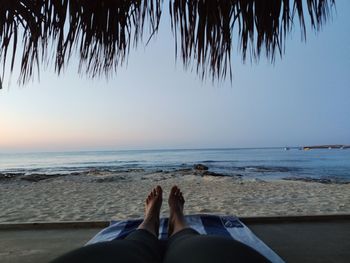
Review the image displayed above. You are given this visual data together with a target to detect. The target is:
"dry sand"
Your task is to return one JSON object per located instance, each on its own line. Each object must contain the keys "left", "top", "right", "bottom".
{"left": 0, "top": 170, "right": 349, "bottom": 223}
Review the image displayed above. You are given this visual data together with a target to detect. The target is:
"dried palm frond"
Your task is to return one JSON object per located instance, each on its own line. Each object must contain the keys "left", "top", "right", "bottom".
{"left": 169, "top": 0, "right": 335, "bottom": 80}
{"left": 0, "top": 0, "right": 335, "bottom": 87}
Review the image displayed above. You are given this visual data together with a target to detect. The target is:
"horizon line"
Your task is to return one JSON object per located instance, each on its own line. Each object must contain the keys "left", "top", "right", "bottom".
{"left": 1, "top": 145, "right": 345, "bottom": 154}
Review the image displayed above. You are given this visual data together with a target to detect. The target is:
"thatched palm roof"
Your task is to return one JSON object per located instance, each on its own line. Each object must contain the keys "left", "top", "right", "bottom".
{"left": 0, "top": 0, "right": 335, "bottom": 88}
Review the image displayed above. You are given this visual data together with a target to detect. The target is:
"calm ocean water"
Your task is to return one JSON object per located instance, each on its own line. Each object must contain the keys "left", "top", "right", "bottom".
{"left": 0, "top": 148, "right": 350, "bottom": 182}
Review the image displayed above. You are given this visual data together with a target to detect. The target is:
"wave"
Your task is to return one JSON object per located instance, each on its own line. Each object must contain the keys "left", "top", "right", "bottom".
{"left": 201, "top": 160, "right": 235, "bottom": 163}
{"left": 241, "top": 166, "right": 299, "bottom": 173}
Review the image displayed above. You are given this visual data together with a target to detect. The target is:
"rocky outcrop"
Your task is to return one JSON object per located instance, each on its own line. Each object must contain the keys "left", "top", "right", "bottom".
{"left": 194, "top": 164, "right": 209, "bottom": 171}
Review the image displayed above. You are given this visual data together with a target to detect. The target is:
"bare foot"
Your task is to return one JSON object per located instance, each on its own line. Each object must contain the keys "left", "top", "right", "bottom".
{"left": 138, "top": 185, "right": 163, "bottom": 237}
{"left": 168, "top": 185, "right": 187, "bottom": 237}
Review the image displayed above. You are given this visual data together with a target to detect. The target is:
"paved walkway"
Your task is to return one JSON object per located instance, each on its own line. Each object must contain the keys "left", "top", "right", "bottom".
{"left": 248, "top": 220, "right": 350, "bottom": 263}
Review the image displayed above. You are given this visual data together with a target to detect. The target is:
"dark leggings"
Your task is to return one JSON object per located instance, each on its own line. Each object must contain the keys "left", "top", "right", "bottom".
{"left": 51, "top": 228, "right": 270, "bottom": 263}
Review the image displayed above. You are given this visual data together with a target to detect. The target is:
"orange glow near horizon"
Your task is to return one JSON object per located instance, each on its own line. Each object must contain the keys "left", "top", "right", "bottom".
{"left": 0, "top": 113, "right": 132, "bottom": 150}
{"left": 0, "top": 111, "right": 183, "bottom": 151}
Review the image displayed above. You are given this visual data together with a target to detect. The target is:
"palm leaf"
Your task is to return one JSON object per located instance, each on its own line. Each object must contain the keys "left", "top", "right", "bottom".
{"left": 0, "top": 0, "right": 335, "bottom": 87}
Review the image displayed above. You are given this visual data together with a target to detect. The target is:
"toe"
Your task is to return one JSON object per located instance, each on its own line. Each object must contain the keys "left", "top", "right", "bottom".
{"left": 170, "top": 185, "right": 178, "bottom": 196}
{"left": 156, "top": 185, "right": 162, "bottom": 195}
{"left": 180, "top": 195, "right": 185, "bottom": 203}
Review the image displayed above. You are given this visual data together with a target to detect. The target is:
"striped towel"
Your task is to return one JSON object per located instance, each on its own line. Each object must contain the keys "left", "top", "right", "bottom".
{"left": 87, "top": 214, "right": 284, "bottom": 263}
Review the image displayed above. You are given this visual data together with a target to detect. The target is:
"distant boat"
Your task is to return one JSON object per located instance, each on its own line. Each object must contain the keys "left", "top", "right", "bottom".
{"left": 284, "top": 147, "right": 290, "bottom": 150}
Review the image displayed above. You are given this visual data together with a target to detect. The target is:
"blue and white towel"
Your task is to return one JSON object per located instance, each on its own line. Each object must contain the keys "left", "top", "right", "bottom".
{"left": 87, "top": 214, "right": 284, "bottom": 263}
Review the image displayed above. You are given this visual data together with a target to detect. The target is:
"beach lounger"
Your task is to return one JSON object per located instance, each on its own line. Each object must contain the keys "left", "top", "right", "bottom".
{"left": 87, "top": 214, "right": 284, "bottom": 263}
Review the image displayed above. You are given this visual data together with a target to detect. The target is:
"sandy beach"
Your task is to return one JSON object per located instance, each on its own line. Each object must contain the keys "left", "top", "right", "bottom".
{"left": 0, "top": 168, "right": 349, "bottom": 223}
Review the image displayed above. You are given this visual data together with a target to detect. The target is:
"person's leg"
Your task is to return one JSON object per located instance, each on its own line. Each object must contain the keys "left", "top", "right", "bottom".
{"left": 164, "top": 185, "right": 202, "bottom": 259}
{"left": 136, "top": 185, "right": 163, "bottom": 237}
{"left": 163, "top": 186, "right": 271, "bottom": 263}
{"left": 167, "top": 185, "right": 187, "bottom": 237}
{"left": 50, "top": 186, "right": 163, "bottom": 263}
{"left": 165, "top": 233, "right": 271, "bottom": 263}
{"left": 123, "top": 185, "right": 164, "bottom": 261}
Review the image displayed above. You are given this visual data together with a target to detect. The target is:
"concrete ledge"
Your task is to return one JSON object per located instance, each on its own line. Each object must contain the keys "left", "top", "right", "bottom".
{"left": 0, "top": 221, "right": 109, "bottom": 230}
{"left": 0, "top": 214, "right": 349, "bottom": 230}
{"left": 240, "top": 214, "right": 350, "bottom": 224}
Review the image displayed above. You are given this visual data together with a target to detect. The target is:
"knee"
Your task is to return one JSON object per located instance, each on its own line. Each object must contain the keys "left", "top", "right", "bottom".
{"left": 164, "top": 236, "right": 270, "bottom": 263}
{"left": 51, "top": 240, "right": 160, "bottom": 263}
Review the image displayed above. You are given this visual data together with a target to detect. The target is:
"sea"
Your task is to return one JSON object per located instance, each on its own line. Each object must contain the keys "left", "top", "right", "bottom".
{"left": 0, "top": 148, "right": 350, "bottom": 182}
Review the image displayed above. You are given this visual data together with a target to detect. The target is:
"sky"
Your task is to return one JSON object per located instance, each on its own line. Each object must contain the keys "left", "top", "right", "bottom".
{"left": 0, "top": 1, "right": 349, "bottom": 152}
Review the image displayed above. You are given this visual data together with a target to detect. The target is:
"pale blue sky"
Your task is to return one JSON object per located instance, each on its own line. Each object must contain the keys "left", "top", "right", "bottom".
{"left": 0, "top": 1, "right": 349, "bottom": 152}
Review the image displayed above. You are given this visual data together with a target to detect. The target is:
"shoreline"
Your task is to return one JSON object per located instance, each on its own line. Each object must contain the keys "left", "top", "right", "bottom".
{"left": 1, "top": 165, "right": 349, "bottom": 184}
{"left": 0, "top": 169, "right": 349, "bottom": 223}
